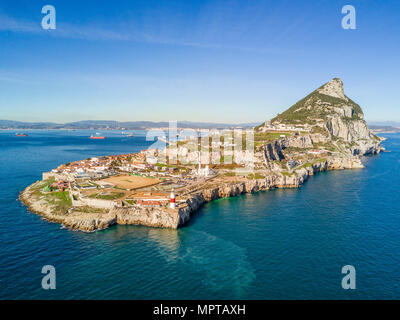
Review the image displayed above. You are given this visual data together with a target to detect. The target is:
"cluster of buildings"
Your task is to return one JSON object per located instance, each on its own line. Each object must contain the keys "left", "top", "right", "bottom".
{"left": 260, "top": 121, "right": 311, "bottom": 132}
{"left": 43, "top": 180, "right": 69, "bottom": 192}
{"left": 41, "top": 144, "right": 222, "bottom": 211}
{"left": 44, "top": 153, "right": 153, "bottom": 181}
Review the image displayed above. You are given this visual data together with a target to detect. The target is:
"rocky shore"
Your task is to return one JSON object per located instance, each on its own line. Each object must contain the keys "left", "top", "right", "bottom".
{"left": 20, "top": 154, "right": 368, "bottom": 232}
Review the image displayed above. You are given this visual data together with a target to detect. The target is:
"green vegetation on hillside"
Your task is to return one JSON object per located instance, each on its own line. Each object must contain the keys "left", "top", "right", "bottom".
{"left": 253, "top": 132, "right": 289, "bottom": 144}
{"left": 89, "top": 192, "right": 125, "bottom": 200}
{"left": 265, "top": 92, "right": 364, "bottom": 126}
{"left": 46, "top": 190, "right": 72, "bottom": 214}
{"left": 254, "top": 79, "right": 367, "bottom": 130}
{"left": 30, "top": 179, "right": 55, "bottom": 197}
{"left": 74, "top": 206, "right": 109, "bottom": 214}
{"left": 311, "top": 126, "right": 327, "bottom": 134}
{"left": 280, "top": 171, "right": 295, "bottom": 177}
{"left": 248, "top": 172, "right": 266, "bottom": 179}
{"left": 313, "top": 142, "right": 338, "bottom": 152}
{"left": 298, "top": 162, "right": 313, "bottom": 169}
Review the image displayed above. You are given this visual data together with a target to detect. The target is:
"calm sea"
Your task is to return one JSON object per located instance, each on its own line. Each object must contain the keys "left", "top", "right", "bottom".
{"left": 0, "top": 130, "right": 399, "bottom": 299}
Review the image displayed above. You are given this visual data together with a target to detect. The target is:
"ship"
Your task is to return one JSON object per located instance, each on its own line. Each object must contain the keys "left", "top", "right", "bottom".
{"left": 15, "top": 133, "right": 28, "bottom": 137}
{"left": 90, "top": 135, "right": 106, "bottom": 140}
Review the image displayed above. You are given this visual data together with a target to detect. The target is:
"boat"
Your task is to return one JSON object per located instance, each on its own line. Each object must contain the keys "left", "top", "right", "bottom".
{"left": 15, "top": 133, "right": 28, "bottom": 137}
{"left": 121, "top": 131, "right": 134, "bottom": 137}
{"left": 90, "top": 135, "right": 106, "bottom": 140}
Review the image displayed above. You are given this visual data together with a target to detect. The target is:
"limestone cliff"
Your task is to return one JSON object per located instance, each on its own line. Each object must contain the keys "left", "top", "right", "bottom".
{"left": 264, "top": 78, "right": 384, "bottom": 156}
{"left": 264, "top": 140, "right": 285, "bottom": 161}
{"left": 177, "top": 154, "right": 364, "bottom": 227}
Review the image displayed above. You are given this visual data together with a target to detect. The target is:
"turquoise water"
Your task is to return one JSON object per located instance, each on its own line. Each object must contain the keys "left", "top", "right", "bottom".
{"left": 0, "top": 130, "right": 399, "bottom": 299}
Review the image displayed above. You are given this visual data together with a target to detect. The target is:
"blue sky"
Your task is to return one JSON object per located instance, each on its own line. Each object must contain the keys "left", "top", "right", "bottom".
{"left": 0, "top": 0, "right": 399, "bottom": 123}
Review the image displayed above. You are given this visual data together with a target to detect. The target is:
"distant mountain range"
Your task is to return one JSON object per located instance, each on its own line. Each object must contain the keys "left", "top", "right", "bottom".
{"left": 368, "top": 121, "right": 400, "bottom": 127}
{"left": 0, "top": 120, "right": 259, "bottom": 130}
{"left": 368, "top": 122, "right": 400, "bottom": 132}
{"left": 1, "top": 118, "right": 399, "bottom": 131}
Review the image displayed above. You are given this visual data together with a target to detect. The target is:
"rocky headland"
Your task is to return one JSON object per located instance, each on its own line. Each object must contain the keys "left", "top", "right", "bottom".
{"left": 21, "top": 78, "right": 385, "bottom": 232}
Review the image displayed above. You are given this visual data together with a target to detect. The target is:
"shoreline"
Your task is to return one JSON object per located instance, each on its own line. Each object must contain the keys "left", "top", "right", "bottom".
{"left": 17, "top": 78, "right": 388, "bottom": 233}
{"left": 20, "top": 155, "right": 367, "bottom": 232}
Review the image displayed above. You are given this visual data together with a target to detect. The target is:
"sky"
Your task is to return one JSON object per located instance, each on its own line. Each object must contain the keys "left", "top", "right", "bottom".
{"left": 0, "top": 0, "right": 399, "bottom": 123}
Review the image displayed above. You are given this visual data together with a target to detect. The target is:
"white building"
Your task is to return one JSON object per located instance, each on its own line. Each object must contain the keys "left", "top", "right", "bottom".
{"left": 193, "top": 152, "right": 211, "bottom": 177}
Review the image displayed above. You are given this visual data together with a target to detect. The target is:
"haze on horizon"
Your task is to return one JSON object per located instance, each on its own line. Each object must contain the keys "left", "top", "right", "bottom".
{"left": 1, "top": 0, "right": 399, "bottom": 123}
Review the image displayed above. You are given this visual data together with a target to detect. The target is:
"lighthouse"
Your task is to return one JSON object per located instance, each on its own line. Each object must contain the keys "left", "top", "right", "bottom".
{"left": 170, "top": 188, "right": 176, "bottom": 209}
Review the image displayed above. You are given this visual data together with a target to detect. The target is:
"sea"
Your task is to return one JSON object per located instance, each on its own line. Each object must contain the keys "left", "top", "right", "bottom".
{"left": 0, "top": 130, "right": 399, "bottom": 300}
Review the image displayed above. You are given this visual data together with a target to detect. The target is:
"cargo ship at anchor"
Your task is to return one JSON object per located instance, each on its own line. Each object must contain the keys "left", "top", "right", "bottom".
{"left": 90, "top": 134, "right": 106, "bottom": 140}
{"left": 15, "top": 133, "right": 28, "bottom": 137}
